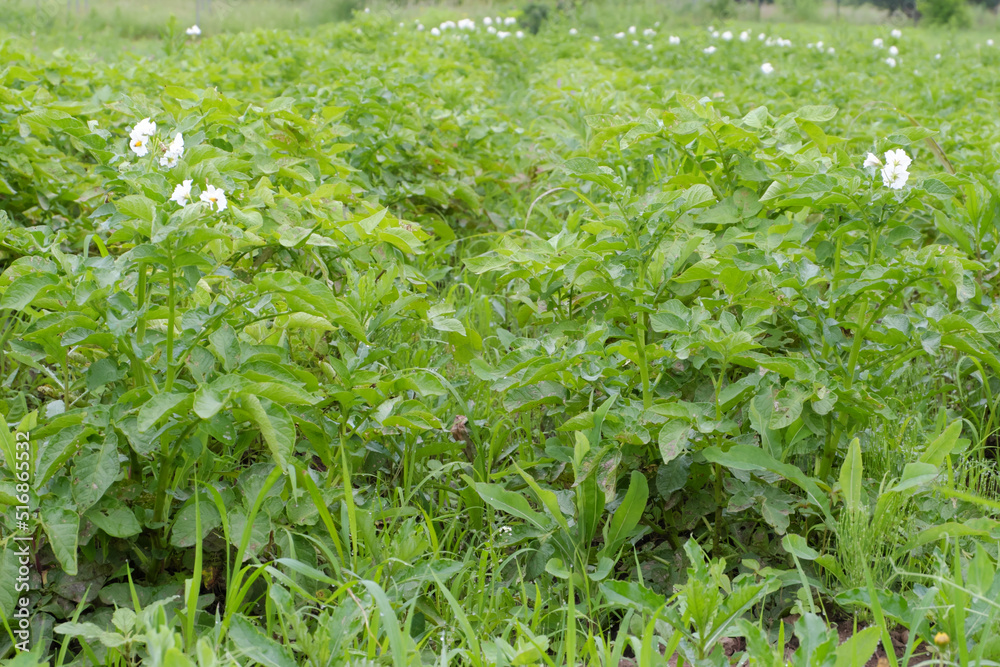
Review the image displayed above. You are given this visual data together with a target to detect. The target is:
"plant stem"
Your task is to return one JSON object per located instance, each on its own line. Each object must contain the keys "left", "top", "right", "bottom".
{"left": 164, "top": 254, "right": 177, "bottom": 392}
{"left": 634, "top": 313, "right": 652, "bottom": 410}
{"left": 136, "top": 263, "right": 147, "bottom": 344}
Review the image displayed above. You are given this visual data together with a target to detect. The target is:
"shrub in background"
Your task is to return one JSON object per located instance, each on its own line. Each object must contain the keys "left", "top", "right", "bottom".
{"left": 919, "top": 0, "right": 971, "bottom": 26}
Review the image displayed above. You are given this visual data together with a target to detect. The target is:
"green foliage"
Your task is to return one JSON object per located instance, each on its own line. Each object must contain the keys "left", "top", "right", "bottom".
{"left": 919, "top": 0, "right": 972, "bottom": 26}
{"left": 521, "top": 2, "right": 551, "bottom": 34}
{"left": 2, "top": 7, "right": 1000, "bottom": 666}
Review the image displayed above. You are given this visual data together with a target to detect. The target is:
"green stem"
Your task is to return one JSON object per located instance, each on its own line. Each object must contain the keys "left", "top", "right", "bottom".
{"left": 164, "top": 255, "right": 177, "bottom": 392}
{"left": 634, "top": 314, "right": 651, "bottom": 410}
{"left": 136, "top": 263, "right": 147, "bottom": 345}
{"left": 712, "top": 365, "right": 727, "bottom": 556}
{"left": 818, "top": 297, "right": 868, "bottom": 480}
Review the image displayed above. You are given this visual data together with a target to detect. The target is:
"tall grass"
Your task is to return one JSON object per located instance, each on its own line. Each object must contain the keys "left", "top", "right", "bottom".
{"left": 1, "top": 0, "right": 363, "bottom": 41}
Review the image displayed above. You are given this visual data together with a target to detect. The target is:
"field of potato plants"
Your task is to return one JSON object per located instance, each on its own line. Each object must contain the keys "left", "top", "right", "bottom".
{"left": 2, "top": 6, "right": 1000, "bottom": 666}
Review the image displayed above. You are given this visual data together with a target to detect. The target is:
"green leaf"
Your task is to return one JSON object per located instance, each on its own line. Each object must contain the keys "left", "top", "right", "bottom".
{"left": 357, "top": 579, "right": 409, "bottom": 667}
{"left": 41, "top": 506, "right": 79, "bottom": 576}
{"left": 243, "top": 394, "right": 294, "bottom": 472}
{"left": 576, "top": 474, "right": 604, "bottom": 547}
{"left": 137, "top": 392, "right": 191, "bottom": 432}
{"left": 54, "top": 622, "right": 127, "bottom": 648}
{"left": 782, "top": 533, "right": 819, "bottom": 560}
{"left": 890, "top": 462, "right": 939, "bottom": 493}
{"left": 85, "top": 499, "right": 142, "bottom": 538}
{"left": 919, "top": 420, "right": 961, "bottom": 467}
{"left": 564, "top": 157, "right": 601, "bottom": 175}
{"left": 601, "top": 471, "right": 648, "bottom": 556}
{"left": 193, "top": 385, "right": 225, "bottom": 420}
{"left": 36, "top": 425, "right": 94, "bottom": 486}
{"left": 1, "top": 274, "right": 59, "bottom": 310}
{"left": 228, "top": 614, "right": 297, "bottom": 667}
{"left": 469, "top": 480, "right": 554, "bottom": 533}
{"left": 702, "top": 445, "right": 833, "bottom": 525}
{"left": 682, "top": 184, "right": 715, "bottom": 209}
{"left": 513, "top": 465, "right": 571, "bottom": 535}
{"left": 657, "top": 421, "right": 690, "bottom": 465}
{"left": 600, "top": 579, "right": 667, "bottom": 612}
{"left": 839, "top": 438, "right": 863, "bottom": 511}
{"left": 73, "top": 431, "right": 120, "bottom": 510}
{"left": 796, "top": 105, "right": 838, "bottom": 122}
{"left": 115, "top": 195, "right": 157, "bottom": 223}
{"left": 169, "top": 498, "right": 222, "bottom": 548}
{"left": 833, "top": 627, "right": 881, "bottom": 667}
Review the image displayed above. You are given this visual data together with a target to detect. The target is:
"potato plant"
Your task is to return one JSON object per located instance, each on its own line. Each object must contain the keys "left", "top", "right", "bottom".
{"left": 1, "top": 10, "right": 999, "bottom": 666}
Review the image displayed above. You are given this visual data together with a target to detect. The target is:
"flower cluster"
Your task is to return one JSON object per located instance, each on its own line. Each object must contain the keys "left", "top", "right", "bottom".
{"left": 128, "top": 118, "right": 156, "bottom": 157}
{"left": 171, "top": 180, "right": 228, "bottom": 211}
{"left": 427, "top": 16, "right": 517, "bottom": 38}
{"left": 186, "top": 25, "right": 201, "bottom": 37}
{"left": 159, "top": 133, "right": 184, "bottom": 168}
{"left": 864, "top": 149, "right": 912, "bottom": 190}
{"left": 128, "top": 118, "right": 187, "bottom": 169}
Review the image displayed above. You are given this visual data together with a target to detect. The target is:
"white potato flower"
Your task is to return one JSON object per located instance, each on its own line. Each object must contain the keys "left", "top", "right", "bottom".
{"left": 417, "top": 23, "right": 424, "bottom": 31}
{"left": 828, "top": 47, "right": 835, "bottom": 54}
{"left": 504, "top": 17, "right": 516, "bottom": 25}
{"left": 200, "top": 183, "right": 228, "bottom": 211}
{"left": 646, "top": 43, "right": 653, "bottom": 50}
{"left": 159, "top": 132, "right": 184, "bottom": 168}
{"left": 704, "top": 45, "right": 717, "bottom": 54}
{"left": 863, "top": 152, "right": 882, "bottom": 168}
{"left": 890, "top": 28, "right": 902, "bottom": 38}
{"left": 487, "top": 26, "right": 497, "bottom": 34}
{"left": 669, "top": 35, "right": 680, "bottom": 44}
{"left": 988, "top": 39, "right": 995, "bottom": 46}
{"left": 711, "top": 30, "right": 720, "bottom": 38}
{"left": 935, "top": 53, "right": 941, "bottom": 59}
{"left": 171, "top": 179, "right": 193, "bottom": 207}
{"left": 740, "top": 30, "right": 750, "bottom": 42}
{"left": 643, "top": 28, "right": 655, "bottom": 37}
{"left": 885, "top": 56, "right": 896, "bottom": 67}
{"left": 498, "top": 30, "right": 510, "bottom": 39}
{"left": 873, "top": 38, "right": 884, "bottom": 48}
{"left": 760, "top": 62, "right": 774, "bottom": 74}
{"left": 569, "top": 27, "right": 577, "bottom": 35}
{"left": 632, "top": 40, "right": 639, "bottom": 46}
{"left": 128, "top": 118, "right": 156, "bottom": 157}
{"left": 888, "top": 45, "right": 898, "bottom": 55}
{"left": 132, "top": 117, "right": 156, "bottom": 138}
{"left": 483, "top": 17, "right": 492, "bottom": 25}
{"left": 880, "top": 149, "right": 911, "bottom": 189}
{"left": 722, "top": 30, "right": 733, "bottom": 41}
{"left": 430, "top": 27, "right": 440, "bottom": 36}
{"left": 614, "top": 32, "right": 625, "bottom": 39}
{"left": 628, "top": 25, "right": 636, "bottom": 34}
{"left": 186, "top": 25, "right": 201, "bottom": 37}
{"left": 592, "top": 35, "right": 600, "bottom": 41}
{"left": 758, "top": 33, "right": 766, "bottom": 40}
{"left": 129, "top": 134, "right": 151, "bottom": 157}
{"left": 516, "top": 30, "right": 524, "bottom": 38}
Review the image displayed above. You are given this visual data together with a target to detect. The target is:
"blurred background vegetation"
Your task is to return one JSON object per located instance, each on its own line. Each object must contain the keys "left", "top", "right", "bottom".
{"left": 1, "top": 0, "right": 998, "bottom": 50}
